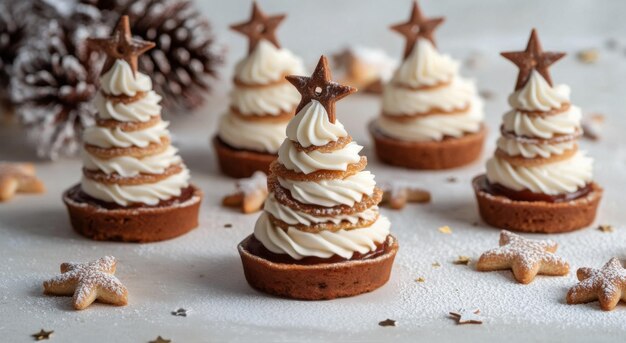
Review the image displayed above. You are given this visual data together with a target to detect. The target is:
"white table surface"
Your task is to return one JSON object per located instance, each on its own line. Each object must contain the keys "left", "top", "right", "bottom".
{"left": 2, "top": 0, "right": 626, "bottom": 342}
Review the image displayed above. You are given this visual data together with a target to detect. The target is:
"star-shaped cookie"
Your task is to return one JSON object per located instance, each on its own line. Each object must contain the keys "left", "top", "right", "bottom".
{"left": 379, "top": 181, "right": 431, "bottom": 209}
{"left": 476, "top": 230, "right": 569, "bottom": 284}
{"left": 285, "top": 55, "right": 356, "bottom": 123}
{"left": 222, "top": 171, "right": 268, "bottom": 214}
{"left": 390, "top": 0, "right": 445, "bottom": 58}
{"left": 87, "top": 15, "right": 155, "bottom": 76}
{"left": 567, "top": 257, "right": 626, "bottom": 311}
{"left": 230, "top": 1, "right": 285, "bottom": 53}
{"left": 0, "top": 162, "right": 45, "bottom": 201}
{"left": 43, "top": 256, "right": 128, "bottom": 310}
{"left": 449, "top": 308, "right": 483, "bottom": 325}
{"left": 501, "top": 29, "right": 565, "bottom": 90}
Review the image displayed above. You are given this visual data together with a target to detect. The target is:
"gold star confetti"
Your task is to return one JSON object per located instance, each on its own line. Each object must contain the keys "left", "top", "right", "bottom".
{"left": 598, "top": 224, "right": 614, "bottom": 233}
{"left": 415, "top": 277, "right": 425, "bottom": 283}
{"left": 32, "top": 329, "right": 54, "bottom": 341}
{"left": 438, "top": 226, "right": 452, "bottom": 234}
{"left": 453, "top": 256, "right": 471, "bottom": 265}
{"left": 149, "top": 336, "right": 172, "bottom": 343}
{"left": 378, "top": 319, "right": 396, "bottom": 327}
{"left": 432, "top": 262, "right": 441, "bottom": 268}
{"left": 449, "top": 308, "right": 483, "bottom": 325}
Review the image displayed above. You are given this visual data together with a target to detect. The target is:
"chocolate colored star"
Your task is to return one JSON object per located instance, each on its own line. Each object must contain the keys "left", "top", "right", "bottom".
{"left": 231, "top": 2, "right": 285, "bottom": 54}
{"left": 501, "top": 29, "right": 566, "bottom": 90}
{"left": 378, "top": 318, "right": 397, "bottom": 327}
{"left": 149, "top": 336, "right": 172, "bottom": 343}
{"left": 390, "top": 0, "right": 445, "bottom": 58}
{"left": 87, "top": 15, "right": 155, "bottom": 76}
{"left": 31, "top": 329, "right": 54, "bottom": 341}
{"left": 285, "top": 56, "right": 356, "bottom": 123}
{"left": 567, "top": 258, "right": 626, "bottom": 311}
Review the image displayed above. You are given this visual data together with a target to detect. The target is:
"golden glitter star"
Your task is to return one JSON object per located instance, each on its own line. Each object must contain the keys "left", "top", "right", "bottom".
{"left": 87, "top": 15, "right": 155, "bottom": 76}
{"left": 453, "top": 256, "right": 471, "bottom": 265}
{"left": 31, "top": 329, "right": 54, "bottom": 341}
{"left": 567, "top": 258, "right": 626, "bottom": 311}
{"left": 43, "top": 256, "right": 128, "bottom": 310}
{"left": 476, "top": 230, "right": 569, "bottom": 284}
{"left": 501, "top": 29, "right": 565, "bottom": 90}
{"left": 449, "top": 308, "right": 483, "bottom": 325}
{"left": 286, "top": 55, "right": 356, "bottom": 123}
{"left": 438, "top": 226, "right": 452, "bottom": 234}
{"left": 230, "top": 1, "right": 285, "bottom": 54}
{"left": 390, "top": 0, "right": 445, "bottom": 58}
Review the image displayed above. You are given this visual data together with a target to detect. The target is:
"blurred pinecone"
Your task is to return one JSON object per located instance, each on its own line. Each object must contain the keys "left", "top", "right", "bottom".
{"left": 10, "top": 5, "right": 108, "bottom": 159}
{"left": 81, "top": 0, "right": 223, "bottom": 113}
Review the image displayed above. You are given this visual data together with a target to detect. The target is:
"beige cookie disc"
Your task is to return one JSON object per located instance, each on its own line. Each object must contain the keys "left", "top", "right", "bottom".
{"left": 494, "top": 145, "right": 578, "bottom": 168}
{"left": 83, "top": 164, "right": 184, "bottom": 186}
{"left": 84, "top": 136, "right": 170, "bottom": 159}
{"left": 270, "top": 158, "right": 367, "bottom": 182}
{"left": 230, "top": 106, "right": 294, "bottom": 123}
{"left": 382, "top": 103, "right": 471, "bottom": 121}
{"left": 292, "top": 135, "right": 353, "bottom": 153}
{"left": 268, "top": 211, "right": 380, "bottom": 233}
{"left": 96, "top": 114, "right": 161, "bottom": 132}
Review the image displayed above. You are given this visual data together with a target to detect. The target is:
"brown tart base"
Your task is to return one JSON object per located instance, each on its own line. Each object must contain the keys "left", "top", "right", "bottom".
{"left": 238, "top": 234, "right": 398, "bottom": 300}
{"left": 369, "top": 121, "right": 486, "bottom": 170}
{"left": 212, "top": 136, "right": 276, "bottom": 178}
{"left": 472, "top": 175, "right": 603, "bottom": 233}
{"left": 63, "top": 184, "right": 202, "bottom": 243}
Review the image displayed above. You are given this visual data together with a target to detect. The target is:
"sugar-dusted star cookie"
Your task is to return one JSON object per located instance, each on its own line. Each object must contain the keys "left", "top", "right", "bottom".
{"left": 449, "top": 308, "right": 483, "bottom": 324}
{"left": 222, "top": 171, "right": 268, "bottom": 214}
{"left": 476, "top": 230, "right": 569, "bottom": 284}
{"left": 379, "top": 181, "right": 430, "bottom": 209}
{"left": 567, "top": 257, "right": 626, "bottom": 311}
{"left": 0, "top": 162, "right": 45, "bottom": 201}
{"left": 43, "top": 256, "right": 128, "bottom": 310}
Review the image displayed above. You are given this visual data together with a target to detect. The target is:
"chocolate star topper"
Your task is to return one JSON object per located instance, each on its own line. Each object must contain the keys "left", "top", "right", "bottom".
{"left": 285, "top": 55, "right": 356, "bottom": 123}
{"left": 391, "top": 0, "right": 445, "bottom": 59}
{"left": 501, "top": 29, "right": 566, "bottom": 90}
{"left": 87, "top": 15, "right": 155, "bottom": 77}
{"left": 230, "top": 1, "right": 286, "bottom": 54}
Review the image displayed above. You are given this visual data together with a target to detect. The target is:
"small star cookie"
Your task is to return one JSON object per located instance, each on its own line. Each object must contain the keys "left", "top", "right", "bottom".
{"left": 567, "top": 257, "right": 626, "bottom": 311}
{"left": 0, "top": 162, "right": 45, "bottom": 201}
{"left": 449, "top": 308, "right": 483, "bottom": 324}
{"left": 43, "top": 256, "right": 128, "bottom": 310}
{"left": 476, "top": 230, "right": 569, "bottom": 284}
{"left": 222, "top": 171, "right": 268, "bottom": 214}
{"left": 379, "top": 181, "right": 430, "bottom": 209}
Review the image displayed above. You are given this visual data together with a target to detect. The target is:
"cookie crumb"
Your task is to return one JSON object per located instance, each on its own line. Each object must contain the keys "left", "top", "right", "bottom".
{"left": 577, "top": 49, "right": 599, "bottom": 64}
{"left": 453, "top": 256, "right": 471, "bottom": 265}
{"left": 378, "top": 319, "right": 396, "bottom": 327}
{"left": 598, "top": 224, "right": 614, "bottom": 233}
{"left": 438, "top": 226, "right": 452, "bottom": 234}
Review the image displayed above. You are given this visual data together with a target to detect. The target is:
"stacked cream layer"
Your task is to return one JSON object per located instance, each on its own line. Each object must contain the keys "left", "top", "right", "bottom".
{"left": 375, "top": 38, "right": 484, "bottom": 141}
{"left": 486, "top": 70, "right": 593, "bottom": 195}
{"left": 218, "top": 40, "right": 305, "bottom": 154}
{"left": 254, "top": 100, "right": 391, "bottom": 260}
{"left": 80, "top": 59, "right": 189, "bottom": 206}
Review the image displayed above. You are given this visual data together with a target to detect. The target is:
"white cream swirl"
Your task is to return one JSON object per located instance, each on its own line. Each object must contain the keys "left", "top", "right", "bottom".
{"left": 286, "top": 100, "right": 348, "bottom": 147}
{"left": 392, "top": 38, "right": 458, "bottom": 88}
{"left": 503, "top": 105, "right": 581, "bottom": 139}
{"left": 82, "top": 146, "right": 182, "bottom": 177}
{"left": 278, "top": 140, "right": 362, "bottom": 174}
{"left": 486, "top": 152, "right": 592, "bottom": 195}
{"left": 234, "top": 40, "right": 305, "bottom": 85}
{"left": 100, "top": 60, "right": 152, "bottom": 96}
{"left": 254, "top": 212, "right": 390, "bottom": 260}
{"left": 508, "top": 70, "right": 570, "bottom": 112}
{"left": 264, "top": 194, "right": 378, "bottom": 226}
{"left": 278, "top": 171, "right": 376, "bottom": 207}
{"left": 496, "top": 137, "right": 575, "bottom": 159}
{"left": 376, "top": 97, "right": 484, "bottom": 141}
{"left": 382, "top": 77, "right": 476, "bottom": 115}
{"left": 231, "top": 82, "right": 300, "bottom": 116}
{"left": 94, "top": 91, "right": 162, "bottom": 122}
{"left": 83, "top": 121, "right": 169, "bottom": 148}
{"left": 81, "top": 167, "right": 190, "bottom": 206}
{"left": 217, "top": 114, "right": 287, "bottom": 153}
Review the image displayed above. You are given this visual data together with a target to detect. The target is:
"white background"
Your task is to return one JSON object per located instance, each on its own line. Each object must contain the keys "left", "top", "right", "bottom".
{"left": 1, "top": 0, "right": 626, "bottom": 342}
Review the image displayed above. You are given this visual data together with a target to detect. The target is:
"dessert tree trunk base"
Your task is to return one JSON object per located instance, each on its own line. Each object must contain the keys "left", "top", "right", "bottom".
{"left": 238, "top": 235, "right": 398, "bottom": 300}
{"left": 213, "top": 136, "right": 276, "bottom": 178}
{"left": 472, "top": 175, "right": 603, "bottom": 233}
{"left": 63, "top": 184, "right": 203, "bottom": 243}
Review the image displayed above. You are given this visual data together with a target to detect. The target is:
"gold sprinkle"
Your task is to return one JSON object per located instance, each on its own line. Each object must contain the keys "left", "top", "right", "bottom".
{"left": 32, "top": 329, "right": 54, "bottom": 341}
{"left": 453, "top": 256, "right": 471, "bottom": 265}
{"left": 577, "top": 49, "right": 599, "bottom": 64}
{"left": 415, "top": 277, "right": 425, "bottom": 283}
{"left": 438, "top": 226, "right": 452, "bottom": 234}
{"left": 432, "top": 262, "right": 441, "bottom": 268}
{"left": 598, "top": 224, "right": 614, "bottom": 233}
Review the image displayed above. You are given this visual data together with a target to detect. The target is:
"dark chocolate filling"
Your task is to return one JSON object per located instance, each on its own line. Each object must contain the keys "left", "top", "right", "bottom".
{"left": 66, "top": 184, "right": 195, "bottom": 210}
{"left": 245, "top": 235, "right": 390, "bottom": 266}
{"left": 479, "top": 176, "right": 592, "bottom": 203}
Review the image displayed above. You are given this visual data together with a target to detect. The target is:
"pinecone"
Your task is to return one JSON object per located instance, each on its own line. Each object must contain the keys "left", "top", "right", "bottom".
{"left": 80, "top": 0, "right": 223, "bottom": 113}
{"left": 10, "top": 5, "right": 108, "bottom": 159}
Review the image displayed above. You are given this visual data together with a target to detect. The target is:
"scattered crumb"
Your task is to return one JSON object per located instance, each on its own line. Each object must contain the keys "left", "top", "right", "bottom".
{"left": 378, "top": 319, "right": 397, "bottom": 327}
{"left": 438, "top": 226, "right": 452, "bottom": 234}
{"left": 453, "top": 256, "right": 471, "bottom": 265}
{"left": 415, "top": 277, "right": 425, "bottom": 283}
{"left": 582, "top": 113, "right": 605, "bottom": 141}
{"left": 598, "top": 224, "right": 614, "bottom": 233}
{"left": 445, "top": 176, "right": 458, "bottom": 183}
{"left": 224, "top": 224, "right": 233, "bottom": 229}
{"left": 577, "top": 49, "right": 599, "bottom": 64}
{"left": 479, "top": 90, "right": 495, "bottom": 100}
{"left": 432, "top": 262, "right": 441, "bottom": 268}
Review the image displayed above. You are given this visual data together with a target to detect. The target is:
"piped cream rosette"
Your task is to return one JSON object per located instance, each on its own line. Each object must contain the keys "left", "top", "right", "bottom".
{"left": 375, "top": 38, "right": 484, "bottom": 142}
{"left": 254, "top": 100, "right": 391, "bottom": 260}
{"left": 80, "top": 59, "right": 190, "bottom": 207}
{"left": 217, "top": 40, "right": 305, "bottom": 154}
{"left": 486, "top": 70, "right": 592, "bottom": 195}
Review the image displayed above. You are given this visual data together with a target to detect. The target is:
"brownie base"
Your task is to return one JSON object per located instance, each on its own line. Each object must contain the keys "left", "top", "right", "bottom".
{"left": 212, "top": 136, "right": 276, "bottom": 178}
{"left": 63, "top": 184, "right": 202, "bottom": 243}
{"left": 238, "top": 234, "right": 398, "bottom": 300}
{"left": 369, "top": 121, "right": 486, "bottom": 170}
{"left": 472, "top": 175, "right": 603, "bottom": 233}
